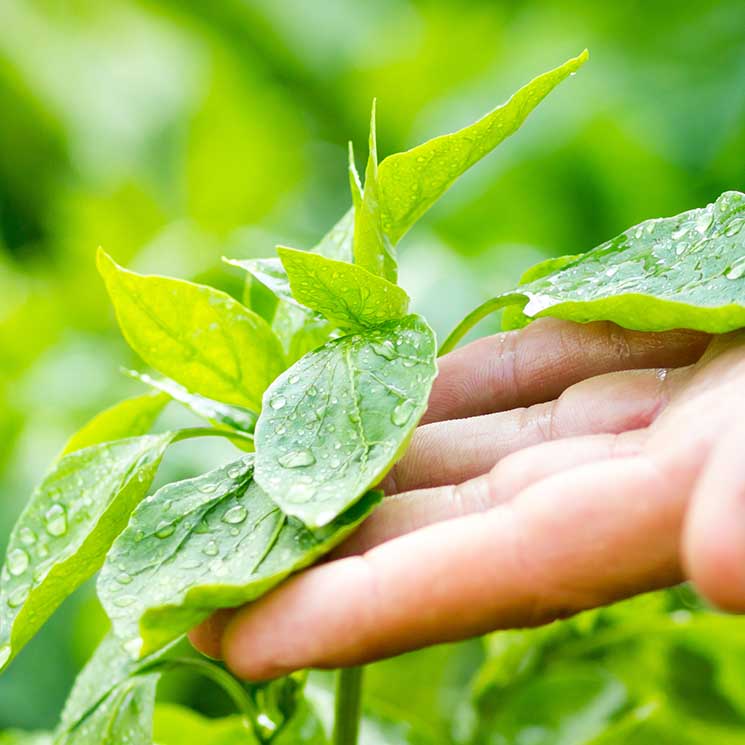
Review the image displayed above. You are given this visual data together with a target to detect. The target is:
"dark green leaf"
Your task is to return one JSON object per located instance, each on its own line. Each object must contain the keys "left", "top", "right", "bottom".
{"left": 255, "top": 314, "right": 437, "bottom": 527}
{"left": 277, "top": 247, "right": 410, "bottom": 329}
{"left": 98, "top": 457, "right": 381, "bottom": 657}
{"left": 60, "top": 393, "right": 169, "bottom": 457}
{"left": 378, "top": 50, "right": 589, "bottom": 244}
{"left": 97, "top": 250, "right": 284, "bottom": 412}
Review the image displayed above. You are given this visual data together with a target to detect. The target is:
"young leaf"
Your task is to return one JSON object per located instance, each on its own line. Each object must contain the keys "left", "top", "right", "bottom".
{"left": 55, "top": 673, "right": 159, "bottom": 745}
{"left": 98, "top": 456, "right": 381, "bottom": 658}
{"left": 0, "top": 434, "right": 175, "bottom": 672}
{"left": 124, "top": 370, "right": 257, "bottom": 435}
{"left": 153, "top": 704, "right": 259, "bottom": 745}
{"left": 312, "top": 207, "right": 355, "bottom": 262}
{"left": 255, "top": 314, "right": 437, "bottom": 527}
{"left": 277, "top": 247, "right": 410, "bottom": 329}
{"left": 60, "top": 393, "right": 169, "bottom": 457}
{"left": 97, "top": 250, "right": 285, "bottom": 412}
{"left": 352, "top": 101, "right": 397, "bottom": 282}
{"left": 441, "top": 190, "right": 745, "bottom": 353}
{"left": 378, "top": 50, "right": 589, "bottom": 244}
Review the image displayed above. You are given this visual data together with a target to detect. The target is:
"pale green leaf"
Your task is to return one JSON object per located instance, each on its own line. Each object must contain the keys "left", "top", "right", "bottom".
{"left": 442, "top": 190, "right": 745, "bottom": 353}
{"left": 98, "top": 456, "right": 381, "bottom": 657}
{"left": 277, "top": 246, "right": 410, "bottom": 329}
{"left": 255, "top": 314, "right": 437, "bottom": 527}
{"left": 153, "top": 704, "right": 258, "bottom": 745}
{"left": 60, "top": 393, "right": 169, "bottom": 457}
{"left": 97, "top": 250, "right": 285, "bottom": 412}
{"left": 0, "top": 733, "right": 52, "bottom": 745}
{"left": 378, "top": 50, "right": 589, "bottom": 244}
{"left": 0, "top": 434, "right": 175, "bottom": 672}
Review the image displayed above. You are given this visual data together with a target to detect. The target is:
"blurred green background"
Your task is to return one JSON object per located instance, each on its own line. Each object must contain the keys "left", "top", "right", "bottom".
{"left": 2, "top": 0, "right": 745, "bottom": 740}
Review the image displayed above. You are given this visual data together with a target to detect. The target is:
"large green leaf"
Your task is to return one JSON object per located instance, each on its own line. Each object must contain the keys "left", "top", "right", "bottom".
{"left": 277, "top": 247, "right": 410, "bottom": 329}
{"left": 97, "top": 250, "right": 284, "bottom": 412}
{"left": 98, "top": 457, "right": 381, "bottom": 657}
{"left": 378, "top": 50, "right": 589, "bottom": 244}
{"left": 442, "top": 190, "right": 745, "bottom": 353}
{"left": 254, "top": 314, "right": 437, "bottom": 527}
{"left": 60, "top": 393, "right": 169, "bottom": 457}
{"left": 153, "top": 705, "right": 258, "bottom": 745}
{"left": 0, "top": 434, "right": 176, "bottom": 672}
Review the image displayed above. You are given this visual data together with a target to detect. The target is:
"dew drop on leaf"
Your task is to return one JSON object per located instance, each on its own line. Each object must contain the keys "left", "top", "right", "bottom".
{"left": 278, "top": 450, "right": 316, "bottom": 468}
{"left": 154, "top": 522, "right": 176, "bottom": 539}
{"left": 19, "top": 527, "right": 36, "bottom": 546}
{"left": 726, "top": 257, "right": 745, "bottom": 280}
{"left": 7, "top": 584, "right": 30, "bottom": 608}
{"left": 6, "top": 549, "right": 29, "bottom": 577}
{"left": 116, "top": 572, "right": 133, "bottom": 585}
{"left": 44, "top": 503, "right": 68, "bottom": 537}
{"left": 270, "top": 395, "right": 287, "bottom": 410}
{"left": 222, "top": 505, "right": 248, "bottom": 525}
{"left": 391, "top": 399, "right": 416, "bottom": 427}
{"left": 202, "top": 540, "right": 219, "bottom": 557}
{"left": 113, "top": 595, "right": 137, "bottom": 608}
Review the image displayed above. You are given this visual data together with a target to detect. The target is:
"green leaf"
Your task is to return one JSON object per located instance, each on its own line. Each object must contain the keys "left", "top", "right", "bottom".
{"left": 124, "top": 370, "right": 257, "bottom": 436}
{"left": 255, "top": 314, "right": 437, "bottom": 527}
{"left": 153, "top": 704, "right": 258, "bottom": 745}
{"left": 378, "top": 50, "right": 589, "bottom": 244}
{"left": 97, "top": 250, "right": 285, "bottom": 412}
{"left": 277, "top": 247, "right": 410, "bottom": 329}
{"left": 0, "top": 434, "right": 175, "bottom": 672}
{"left": 98, "top": 457, "right": 381, "bottom": 657}
{"left": 352, "top": 101, "right": 397, "bottom": 282}
{"left": 55, "top": 673, "right": 159, "bottom": 745}
{"left": 442, "top": 190, "right": 745, "bottom": 353}
{"left": 0, "top": 733, "right": 52, "bottom": 745}
{"left": 60, "top": 393, "right": 169, "bottom": 457}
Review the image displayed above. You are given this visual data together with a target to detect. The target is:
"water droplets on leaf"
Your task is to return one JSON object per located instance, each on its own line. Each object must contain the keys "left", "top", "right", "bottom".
{"left": 154, "top": 521, "right": 177, "bottom": 539}
{"left": 278, "top": 449, "right": 316, "bottom": 468}
{"left": 726, "top": 257, "right": 745, "bottom": 280}
{"left": 391, "top": 399, "right": 416, "bottom": 427}
{"left": 114, "top": 595, "right": 137, "bottom": 608}
{"left": 7, "top": 584, "right": 30, "bottom": 608}
{"left": 202, "top": 540, "right": 219, "bottom": 557}
{"left": 116, "top": 572, "right": 133, "bottom": 586}
{"left": 19, "top": 527, "right": 36, "bottom": 546}
{"left": 221, "top": 505, "right": 248, "bottom": 525}
{"left": 44, "top": 503, "right": 68, "bottom": 537}
{"left": 6, "top": 548, "right": 30, "bottom": 577}
{"left": 270, "top": 395, "right": 287, "bottom": 410}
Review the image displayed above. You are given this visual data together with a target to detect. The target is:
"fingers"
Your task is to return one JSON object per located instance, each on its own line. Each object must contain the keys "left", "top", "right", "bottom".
{"left": 424, "top": 318, "right": 708, "bottom": 424}
{"left": 683, "top": 414, "right": 745, "bottom": 612}
{"left": 388, "top": 366, "right": 681, "bottom": 492}
{"left": 218, "top": 454, "right": 689, "bottom": 680}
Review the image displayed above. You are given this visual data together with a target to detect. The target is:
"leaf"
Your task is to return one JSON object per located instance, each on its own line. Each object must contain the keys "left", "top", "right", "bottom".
{"left": 378, "top": 50, "right": 589, "bottom": 244}
{"left": 352, "top": 101, "right": 397, "bottom": 282}
{"left": 60, "top": 393, "right": 169, "bottom": 457}
{"left": 255, "top": 314, "right": 437, "bottom": 527}
{"left": 0, "top": 733, "right": 52, "bottom": 745}
{"left": 277, "top": 247, "right": 410, "bottom": 329}
{"left": 313, "top": 207, "right": 354, "bottom": 263}
{"left": 124, "top": 370, "right": 257, "bottom": 435}
{"left": 55, "top": 673, "right": 159, "bottom": 745}
{"left": 153, "top": 704, "right": 258, "bottom": 745}
{"left": 97, "top": 250, "right": 285, "bottom": 412}
{"left": 0, "top": 434, "right": 175, "bottom": 672}
{"left": 98, "top": 456, "right": 381, "bottom": 657}
{"left": 442, "top": 190, "right": 745, "bottom": 353}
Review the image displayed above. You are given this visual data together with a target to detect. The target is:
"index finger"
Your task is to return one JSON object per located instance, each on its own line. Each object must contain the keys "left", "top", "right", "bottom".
{"left": 425, "top": 318, "right": 708, "bottom": 423}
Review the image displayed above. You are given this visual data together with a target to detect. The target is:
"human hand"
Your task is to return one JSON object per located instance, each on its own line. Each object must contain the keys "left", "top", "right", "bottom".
{"left": 191, "top": 318, "right": 745, "bottom": 680}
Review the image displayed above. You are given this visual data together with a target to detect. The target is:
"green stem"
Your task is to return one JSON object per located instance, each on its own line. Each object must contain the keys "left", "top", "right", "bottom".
{"left": 173, "top": 425, "right": 254, "bottom": 445}
{"left": 438, "top": 295, "right": 519, "bottom": 356}
{"left": 333, "top": 666, "right": 364, "bottom": 745}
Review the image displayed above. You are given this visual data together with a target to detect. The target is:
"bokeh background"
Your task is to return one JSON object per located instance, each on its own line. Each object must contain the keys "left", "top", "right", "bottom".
{"left": 2, "top": 0, "right": 745, "bottom": 740}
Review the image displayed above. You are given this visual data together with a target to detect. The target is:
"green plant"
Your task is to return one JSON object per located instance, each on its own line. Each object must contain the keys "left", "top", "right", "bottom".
{"left": 3, "top": 48, "right": 745, "bottom": 744}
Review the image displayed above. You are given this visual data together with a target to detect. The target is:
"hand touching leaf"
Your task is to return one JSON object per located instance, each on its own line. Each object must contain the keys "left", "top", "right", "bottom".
{"left": 97, "top": 250, "right": 285, "bottom": 412}
{"left": 255, "top": 314, "right": 437, "bottom": 527}
{"left": 98, "top": 457, "right": 381, "bottom": 657}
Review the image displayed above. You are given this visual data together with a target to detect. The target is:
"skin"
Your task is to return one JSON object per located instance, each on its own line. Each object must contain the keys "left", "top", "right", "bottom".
{"left": 190, "top": 318, "right": 745, "bottom": 680}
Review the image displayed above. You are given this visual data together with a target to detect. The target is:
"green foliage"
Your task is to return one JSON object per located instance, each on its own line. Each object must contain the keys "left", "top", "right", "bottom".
{"left": 98, "top": 457, "right": 380, "bottom": 657}
{"left": 254, "top": 315, "right": 437, "bottom": 527}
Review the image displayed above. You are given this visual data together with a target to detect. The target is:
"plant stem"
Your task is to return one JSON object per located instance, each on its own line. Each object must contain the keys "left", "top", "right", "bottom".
{"left": 333, "top": 666, "right": 364, "bottom": 745}
{"left": 173, "top": 425, "right": 254, "bottom": 446}
{"left": 438, "top": 295, "right": 517, "bottom": 356}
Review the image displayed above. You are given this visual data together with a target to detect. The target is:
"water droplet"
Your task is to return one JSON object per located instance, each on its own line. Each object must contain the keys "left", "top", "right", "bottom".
{"left": 307, "top": 386, "right": 317, "bottom": 397}
{"left": 44, "top": 504, "right": 67, "bottom": 537}
{"left": 370, "top": 341, "right": 396, "bottom": 360}
{"left": 7, "top": 585, "right": 30, "bottom": 608}
{"left": 289, "top": 374, "right": 300, "bottom": 385}
{"left": 391, "top": 400, "right": 416, "bottom": 427}
{"left": 270, "top": 395, "right": 287, "bottom": 410}
{"left": 114, "top": 595, "right": 137, "bottom": 608}
{"left": 116, "top": 572, "right": 133, "bottom": 585}
{"left": 227, "top": 464, "right": 245, "bottom": 479}
{"left": 7, "top": 549, "right": 29, "bottom": 577}
{"left": 202, "top": 541, "right": 219, "bottom": 557}
{"left": 199, "top": 483, "right": 217, "bottom": 495}
{"left": 0, "top": 645, "right": 10, "bottom": 669}
{"left": 182, "top": 559, "right": 202, "bottom": 570}
{"left": 19, "top": 528, "right": 36, "bottom": 546}
{"left": 222, "top": 505, "right": 247, "bottom": 525}
{"left": 278, "top": 450, "right": 316, "bottom": 468}
{"left": 695, "top": 211, "right": 713, "bottom": 234}
{"left": 155, "top": 521, "right": 176, "bottom": 539}
{"left": 725, "top": 220, "right": 743, "bottom": 238}
{"left": 726, "top": 257, "right": 745, "bottom": 280}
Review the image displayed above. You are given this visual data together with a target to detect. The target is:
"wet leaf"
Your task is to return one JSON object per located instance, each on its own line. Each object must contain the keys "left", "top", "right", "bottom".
{"left": 277, "top": 247, "right": 410, "bottom": 329}
{"left": 442, "top": 190, "right": 745, "bottom": 352}
{"left": 255, "top": 314, "right": 437, "bottom": 527}
{"left": 60, "top": 393, "right": 169, "bottom": 457}
{"left": 98, "top": 456, "right": 381, "bottom": 657}
{"left": 378, "top": 50, "right": 588, "bottom": 244}
{"left": 97, "top": 250, "right": 284, "bottom": 412}
{"left": 0, "top": 434, "right": 176, "bottom": 672}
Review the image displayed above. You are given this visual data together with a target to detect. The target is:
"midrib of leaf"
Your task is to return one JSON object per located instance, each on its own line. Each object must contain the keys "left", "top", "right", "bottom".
{"left": 343, "top": 346, "right": 372, "bottom": 470}
{"left": 249, "top": 512, "right": 286, "bottom": 574}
